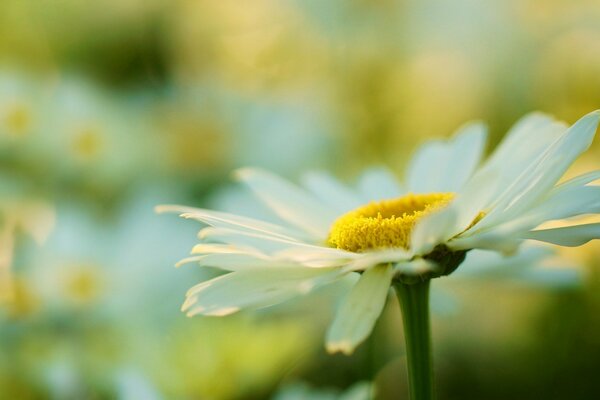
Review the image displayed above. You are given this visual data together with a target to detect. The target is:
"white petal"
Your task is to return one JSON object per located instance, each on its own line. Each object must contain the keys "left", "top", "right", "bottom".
{"left": 344, "top": 251, "right": 437, "bottom": 277}
{"left": 501, "top": 185, "right": 600, "bottom": 231}
{"left": 406, "top": 121, "right": 487, "bottom": 193}
{"left": 156, "top": 205, "right": 308, "bottom": 241}
{"left": 407, "top": 142, "right": 447, "bottom": 193}
{"left": 199, "top": 227, "right": 356, "bottom": 259}
{"left": 191, "top": 243, "right": 257, "bottom": 255}
{"left": 176, "top": 254, "right": 300, "bottom": 271}
{"left": 469, "top": 111, "right": 600, "bottom": 232}
{"left": 191, "top": 243, "right": 351, "bottom": 269}
{"left": 198, "top": 226, "right": 295, "bottom": 253}
{"left": 235, "top": 168, "right": 339, "bottom": 239}
{"left": 554, "top": 170, "right": 600, "bottom": 192}
{"left": 274, "top": 246, "right": 359, "bottom": 267}
{"left": 344, "top": 249, "right": 411, "bottom": 272}
{"left": 522, "top": 223, "right": 600, "bottom": 247}
{"left": 393, "top": 259, "right": 439, "bottom": 276}
{"left": 326, "top": 264, "right": 393, "bottom": 355}
{"left": 449, "top": 230, "right": 522, "bottom": 254}
{"left": 448, "top": 114, "right": 568, "bottom": 233}
{"left": 301, "top": 171, "right": 363, "bottom": 214}
{"left": 461, "top": 182, "right": 600, "bottom": 248}
{"left": 447, "top": 154, "right": 560, "bottom": 247}
{"left": 183, "top": 267, "right": 344, "bottom": 316}
{"left": 482, "top": 113, "right": 567, "bottom": 179}
{"left": 402, "top": 112, "right": 598, "bottom": 255}
{"left": 410, "top": 205, "right": 459, "bottom": 255}
{"left": 356, "top": 167, "right": 404, "bottom": 201}
{"left": 432, "top": 122, "right": 487, "bottom": 192}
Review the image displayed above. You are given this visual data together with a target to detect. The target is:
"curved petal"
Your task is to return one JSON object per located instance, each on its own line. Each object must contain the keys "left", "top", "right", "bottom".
{"left": 498, "top": 185, "right": 600, "bottom": 232}
{"left": 235, "top": 168, "right": 339, "bottom": 239}
{"left": 176, "top": 254, "right": 301, "bottom": 271}
{"left": 183, "top": 267, "right": 344, "bottom": 317}
{"left": 274, "top": 247, "right": 359, "bottom": 267}
{"left": 449, "top": 113, "right": 568, "bottom": 233}
{"left": 554, "top": 170, "right": 600, "bottom": 192}
{"left": 393, "top": 259, "right": 439, "bottom": 276}
{"left": 482, "top": 113, "right": 567, "bottom": 179}
{"left": 345, "top": 249, "right": 412, "bottom": 272}
{"left": 156, "top": 205, "right": 308, "bottom": 241}
{"left": 191, "top": 243, "right": 259, "bottom": 255}
{"left": 199, "top": 227, "right": 358, "bottom": 262}
{"left": 448, "top": 230, "right": 522, "bottom": 254}
{"left": 406, "top": 121, "right": 487, "bottom": 193}
{"left": 326, "top": 264, "right": 393, "bottom": 355}
{"left": 410, "top": 205, "right": 459, "bottom": 255}
{"left": 189, "top": 243, "right": 352, "bottom": 269}
{"left": 522, "top": 223, "right": 600, "bottom": 247}
{"left": 468, "top": 111, "right": 600, "bottom": 233}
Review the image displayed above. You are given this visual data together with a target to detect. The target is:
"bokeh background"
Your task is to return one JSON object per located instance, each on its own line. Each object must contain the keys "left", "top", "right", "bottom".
{"left": 1, "top": 0, "right": 600, "bottom": 399}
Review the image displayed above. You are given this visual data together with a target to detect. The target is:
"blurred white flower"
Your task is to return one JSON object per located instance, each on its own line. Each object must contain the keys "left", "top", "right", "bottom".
{"left": 160, "top": 110, "right": 600, "bottom": 354}
{"left": 0, "top": 198, "right": 54, "bottom": 303}
{"left": 0, "top": 71, "right": 163, "bottom": 191}
{"left": 0, "top": 71, "right": 46, "bottom": 140}
{"left": 273, "top": 381, "right": 373, "bottom": 400}
{"left": 4, "top": 188, "right": 317, "bottom": 398}
{"left": 37, "top": 77, "right": 158, "bottom": 184}
{"left": 115, "top": 368, "right": 163, "bottom": 400}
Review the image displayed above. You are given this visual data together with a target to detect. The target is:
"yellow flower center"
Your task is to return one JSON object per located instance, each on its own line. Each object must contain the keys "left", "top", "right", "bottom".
{"left": 327, "top": 193, "right": 454, "bottom": 252}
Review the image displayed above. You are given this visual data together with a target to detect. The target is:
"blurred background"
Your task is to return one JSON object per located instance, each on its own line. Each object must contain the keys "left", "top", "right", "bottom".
{"left": 1, "top": 0, "right": 600, "bottom": 399}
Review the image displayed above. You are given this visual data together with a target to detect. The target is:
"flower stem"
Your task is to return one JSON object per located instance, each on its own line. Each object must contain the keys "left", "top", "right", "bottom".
{"left": 393, "top": 279, "right": 434, "bottom": 400}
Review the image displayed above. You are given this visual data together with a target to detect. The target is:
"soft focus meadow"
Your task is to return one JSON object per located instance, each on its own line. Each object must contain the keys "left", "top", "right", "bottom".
{"left": 1, "top": 1, "right": 600, "bottom": 399}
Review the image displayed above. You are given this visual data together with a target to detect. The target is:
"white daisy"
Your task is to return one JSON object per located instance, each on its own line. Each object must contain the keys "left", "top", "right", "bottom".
{"left": 158, "top": 110, "right": 600, "bottom": 357}
{"left": 273, "top": 381, "right": 373, "bottom": 400}
{"left": 0, "top": 196, "right": 54, "bottom": 304}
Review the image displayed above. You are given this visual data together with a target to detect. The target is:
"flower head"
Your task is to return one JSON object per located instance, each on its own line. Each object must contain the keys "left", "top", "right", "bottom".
{"left": 328, "top": 193, "right": 454, "bottom": 252}
{"left": 158, "top": 110, "right": 600, "bottom": 354}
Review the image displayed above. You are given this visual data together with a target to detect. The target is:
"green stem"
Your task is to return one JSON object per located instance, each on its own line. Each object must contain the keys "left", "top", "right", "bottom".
{"left": 393, "top": 280, "right": 434, "bottom": 400}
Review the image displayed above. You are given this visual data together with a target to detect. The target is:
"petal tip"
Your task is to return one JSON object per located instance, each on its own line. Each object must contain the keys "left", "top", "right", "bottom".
{"left": 154, "top": 205, "right": 168, "bottom": 214}
{"left": 233, "top": 167, "right": 259, "bottom": 181}
{"left": 326, "top": 341, "right": 354, "bottom": 356}
{"left": 174, "top": 259, "right": 189, "bottom": 268}
{"left": 579, "top": 109, "right": 600, "bottom": 125}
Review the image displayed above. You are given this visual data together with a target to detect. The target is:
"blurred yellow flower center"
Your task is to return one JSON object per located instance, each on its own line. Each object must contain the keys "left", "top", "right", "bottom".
{"left": 327, "top": 193, "right": 454, "bottom": 252}
{"left": 4, "top": 104, "right": 31, "bottom": 136}
{"left": 73, "top": 126, "right": 103, "bottom": 160}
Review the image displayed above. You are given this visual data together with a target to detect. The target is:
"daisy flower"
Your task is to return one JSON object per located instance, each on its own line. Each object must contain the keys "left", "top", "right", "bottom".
{"left": 0, "top": 197, "right": 54, "bottom": 304}
{"left": 273, "top": 380, "right": 373, "bottom": 400}
{"left": 159, "top": 110, "right": 600, "bottom": 400}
